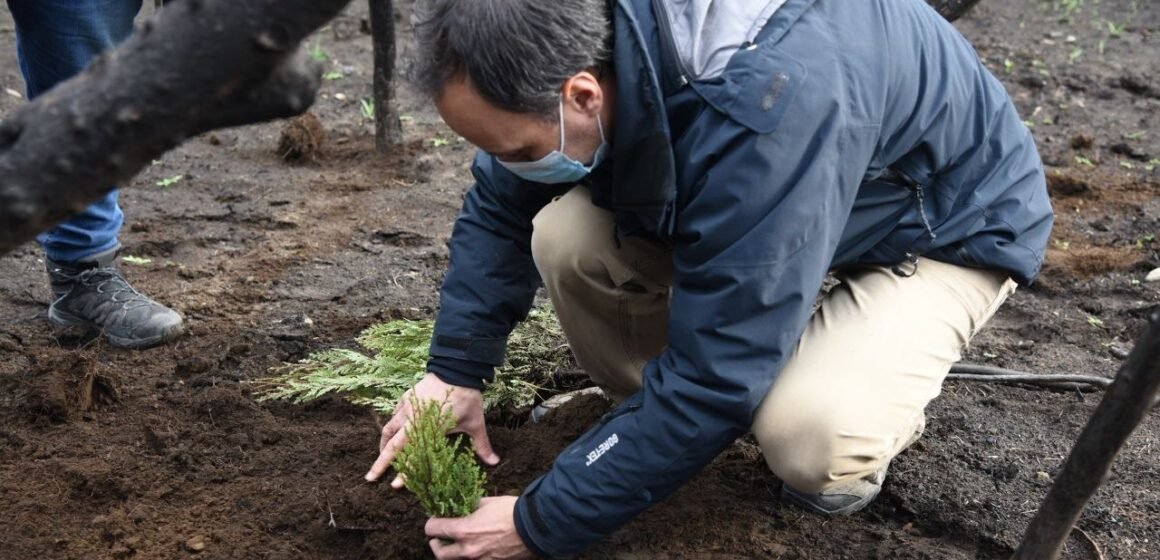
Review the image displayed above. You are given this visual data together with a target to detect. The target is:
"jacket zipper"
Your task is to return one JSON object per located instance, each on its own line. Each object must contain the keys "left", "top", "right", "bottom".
{"left": 650, "top": 0, "right": 691, "bottom": 86}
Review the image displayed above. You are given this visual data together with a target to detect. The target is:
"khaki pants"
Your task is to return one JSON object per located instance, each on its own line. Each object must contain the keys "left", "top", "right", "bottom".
{"left": 531, "top": 187, "right": 1016, "bottom": 494}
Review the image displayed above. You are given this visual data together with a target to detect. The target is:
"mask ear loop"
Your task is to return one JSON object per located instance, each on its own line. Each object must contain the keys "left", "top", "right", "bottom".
{"left": 556, "top": 97, "right": 568, "bottom": 153}
{"left": 560, "top": 89, "right": 607, "bottom": 163}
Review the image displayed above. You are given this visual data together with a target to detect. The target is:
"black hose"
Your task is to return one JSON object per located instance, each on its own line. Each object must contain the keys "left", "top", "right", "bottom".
{"left": 948, "top": 363, "right": 1112, "bottom": 389}
{"left": 948, "top": 363, "right": 1160, "bottom": 407}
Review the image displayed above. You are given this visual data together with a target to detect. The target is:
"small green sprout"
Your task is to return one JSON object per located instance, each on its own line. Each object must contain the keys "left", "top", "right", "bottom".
{"left": 156, "top": 174, "right": 184, "bottom": 187}
{"left": 309, "top": 39, "right": 328, "bottom": 63}
{"left": 121, "top": 255, "right": 152, "bottom": 266}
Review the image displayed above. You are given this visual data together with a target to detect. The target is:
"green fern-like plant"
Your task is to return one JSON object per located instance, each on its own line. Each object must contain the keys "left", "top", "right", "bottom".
{"left": 255, "top": 319, "right": 432, "bottom": 413}
{"left": 394, "top": 395, "right": 486, "bottom": 518}
{"left": 255, "top": 305, "right": 572, "bottom": 414}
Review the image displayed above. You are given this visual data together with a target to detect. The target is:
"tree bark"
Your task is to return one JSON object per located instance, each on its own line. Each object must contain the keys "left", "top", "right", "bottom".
{"left": 1013, "top": 309, "right": 1160, "bottom": 559}
{"left": 0, "top": 0, "right": 354, "bottom": 256}
{"left": 369, "top": 0, "right": 404, "bottom": 155}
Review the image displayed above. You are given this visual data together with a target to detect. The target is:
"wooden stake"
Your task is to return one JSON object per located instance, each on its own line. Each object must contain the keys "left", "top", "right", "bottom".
{"left": 369, "top": 0, "right": 403, "bottom": 155}
{"left": 1014, "top": 309, "right": 1160, "bottom": 559}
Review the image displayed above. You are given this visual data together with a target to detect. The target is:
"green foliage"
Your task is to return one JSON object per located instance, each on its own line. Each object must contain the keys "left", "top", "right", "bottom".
{"left": 155, "top": 174, "right": 183, "bottom": 187}
{"left": 256, "top": 305, "right": 571, "bottom": 414}
{"left": 121, "top": 255, "right": 153, "bottom": 266}
{"left": 308, "top": 39, "right": 328, "bottom": 63}
{"left": 394, "top": 396, "right": 487, "bottom": 518}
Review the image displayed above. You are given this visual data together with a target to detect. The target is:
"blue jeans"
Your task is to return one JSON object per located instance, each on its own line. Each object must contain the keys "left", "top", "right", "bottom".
{"left": 8, "top": 0, "right": 142, "bottom": 262}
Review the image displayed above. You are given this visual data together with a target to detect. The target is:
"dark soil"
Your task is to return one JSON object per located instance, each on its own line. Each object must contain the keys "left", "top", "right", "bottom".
{"left": 1, "top": 1, "right": 1158, "bottom": 559}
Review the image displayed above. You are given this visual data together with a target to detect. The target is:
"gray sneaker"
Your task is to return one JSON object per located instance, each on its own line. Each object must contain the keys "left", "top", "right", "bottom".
{"left": 45, "top": 247, "right": 184, "bottom": 349}
{"left": 780, "top": 417, "right": 925, "bottom": 516}
{"left": 781, "top": 466, "right": 888, "bottom": 516}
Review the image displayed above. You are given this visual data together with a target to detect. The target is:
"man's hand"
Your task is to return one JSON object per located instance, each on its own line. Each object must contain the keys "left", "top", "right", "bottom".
{"left": 426, "top": 497, "right": 532, "bottom": 560}
{"left": 365, "top": 373, "right": 500, "bottom": 484}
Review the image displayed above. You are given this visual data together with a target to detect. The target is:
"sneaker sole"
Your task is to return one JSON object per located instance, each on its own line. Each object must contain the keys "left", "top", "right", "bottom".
{"left": 779, "top": 419, "right": 923, "bottom": 516}
{"left": 48, "top": 307, "right": 184, "bottom": 350}
{"left": 780, "top": 482, "right": 882, "bottom": 516}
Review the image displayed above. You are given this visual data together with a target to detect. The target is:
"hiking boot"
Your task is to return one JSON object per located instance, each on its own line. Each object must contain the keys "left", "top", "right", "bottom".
{"left": 780, "top": 416, "right": 925, "bottom": 516}
{"left": 45, "top": 247, "right": 184, "bottom": 349}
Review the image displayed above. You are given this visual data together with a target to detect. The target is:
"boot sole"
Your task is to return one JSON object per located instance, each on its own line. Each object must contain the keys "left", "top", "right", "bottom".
{"left": 48, "top": 307, "right": 184, "bottom": 350}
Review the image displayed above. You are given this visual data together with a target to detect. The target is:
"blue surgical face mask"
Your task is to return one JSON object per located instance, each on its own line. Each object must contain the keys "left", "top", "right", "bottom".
{"left": 497, "top": 98, "right": 608, "bottom": 184}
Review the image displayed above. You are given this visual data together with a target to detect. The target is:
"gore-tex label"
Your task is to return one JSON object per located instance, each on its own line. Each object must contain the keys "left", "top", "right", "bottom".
{"left": 585, "top": 433, "right": 619, "bottom": 467}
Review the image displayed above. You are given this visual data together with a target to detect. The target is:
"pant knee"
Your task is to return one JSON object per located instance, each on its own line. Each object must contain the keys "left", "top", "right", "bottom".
{"left": 757, "top": 408, "right": 912, "bottom": 493}
{"left": 756, "top": 416, "right": 841, "bottom": 493}
{"left": 531, "top": 191, "right": 616, "bottom": 288}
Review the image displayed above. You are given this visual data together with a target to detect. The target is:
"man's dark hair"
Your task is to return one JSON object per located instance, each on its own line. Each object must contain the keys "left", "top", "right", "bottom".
{"left": 414, "top": 0, "right": 612, "bottom": 118}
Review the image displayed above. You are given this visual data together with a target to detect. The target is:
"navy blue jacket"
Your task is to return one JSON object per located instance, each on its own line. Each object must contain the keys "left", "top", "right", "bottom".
{"left": 426, "top": 0, "right": 1054, "bottom": 556}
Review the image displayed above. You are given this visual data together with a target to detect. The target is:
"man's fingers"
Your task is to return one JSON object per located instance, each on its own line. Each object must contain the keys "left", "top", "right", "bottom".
{"left": 429, "top": 537, "right": 464, "bottom": 559}
{"left": 468, "top": 425, "right": 501, "bottom": 466}
{"left": 425, "top": 517, "right": 461, "bottom": 540}
{"left": 378, "top": 409, "right": 408, "bottom": 452}
{"left": 365, "top": 427, "right": 407, "bottom": 481}
{"left": 426, "top": 517, "right": 465, "bottom": 559}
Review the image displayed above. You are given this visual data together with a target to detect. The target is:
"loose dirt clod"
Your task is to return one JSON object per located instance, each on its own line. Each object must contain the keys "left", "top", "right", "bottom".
{"left": 277, "top": 112, "right": 326, "bottom": 163}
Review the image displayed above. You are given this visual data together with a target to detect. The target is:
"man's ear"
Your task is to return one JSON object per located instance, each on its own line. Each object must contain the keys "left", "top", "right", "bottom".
{"left": 562, "top": 71, "right": 604, "bottom": 117}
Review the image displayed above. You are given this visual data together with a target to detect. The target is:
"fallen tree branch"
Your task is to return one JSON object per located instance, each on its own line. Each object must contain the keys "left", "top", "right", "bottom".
{"left": 0, "top": 0, "right": 355, "bottom": 255}
{"left": 1013, "top": 309, "right": 1160, "bottom": 559}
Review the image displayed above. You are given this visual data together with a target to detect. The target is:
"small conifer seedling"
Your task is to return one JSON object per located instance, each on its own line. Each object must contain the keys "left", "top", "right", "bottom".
{"left": 393, "top": 396, "right": 487, "bottom": 518}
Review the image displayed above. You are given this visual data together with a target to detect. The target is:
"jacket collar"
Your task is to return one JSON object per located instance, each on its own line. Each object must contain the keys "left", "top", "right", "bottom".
{"left": 602, "top": 0, "right": 678, "bottom": 236}
{"left": 602, "top": 0, "right": 818, "bottom": 237}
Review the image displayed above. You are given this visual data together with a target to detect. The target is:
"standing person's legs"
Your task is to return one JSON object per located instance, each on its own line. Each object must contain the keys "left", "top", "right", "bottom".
{"left": 753, "top": 259, "right": 1016, "bottom": 514}
{"left": 9, "top": 0, "right": 183, "bottom": 349}
{"left": 9, "top": 0, "right": 142, "bottom": 262}
{"left": 531, "top": 187, "right": 1017, "bottom": 515}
